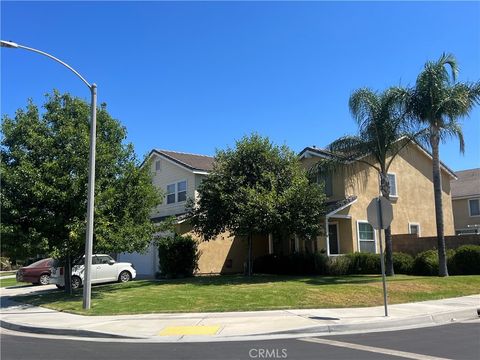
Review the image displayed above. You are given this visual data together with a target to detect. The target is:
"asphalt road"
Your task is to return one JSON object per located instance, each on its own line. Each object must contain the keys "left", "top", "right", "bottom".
{"left": 1, "top": 320, "right": 479, "bottom": 360}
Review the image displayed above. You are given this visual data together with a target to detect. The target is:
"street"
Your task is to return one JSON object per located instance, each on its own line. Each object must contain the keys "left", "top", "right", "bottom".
{"left": 1, "top": 320, "right": 479, "bottom": 360}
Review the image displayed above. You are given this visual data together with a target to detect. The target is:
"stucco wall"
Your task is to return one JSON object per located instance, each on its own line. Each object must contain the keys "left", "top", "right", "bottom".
{"left": 453, "top": 198, "right": 480, "bottom": 230}
{"left": 176, "top": 223, "right": 269, "bottom": 274}
{"left": 300, "top": 144, "right": 456, "bottom": 253}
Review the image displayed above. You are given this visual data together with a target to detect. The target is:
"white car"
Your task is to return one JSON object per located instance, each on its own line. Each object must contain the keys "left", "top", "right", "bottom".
{"left": 50, "top": 254, "right": 136, "bottom": 289}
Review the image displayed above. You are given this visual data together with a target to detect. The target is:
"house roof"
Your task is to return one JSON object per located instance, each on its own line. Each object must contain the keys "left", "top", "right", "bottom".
{"left": 326, "top": 196, "right": 358, "bottom": 216}
{"left": 451, "top": 168, "right": 480, "bottom": 199}
{"left": 299, "top": 140, "right": 457, "bottom": 179}
{"left": 146, "top": 149, "right": 215, "bottom": 173}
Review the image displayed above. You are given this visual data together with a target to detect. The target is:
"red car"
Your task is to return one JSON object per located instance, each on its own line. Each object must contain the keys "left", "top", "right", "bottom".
{"left": 16, "top": 258, "right": 53, "bottom": 285}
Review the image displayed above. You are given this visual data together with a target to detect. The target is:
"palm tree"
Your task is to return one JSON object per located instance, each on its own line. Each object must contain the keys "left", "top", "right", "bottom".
{"left": 407, "top": 53, "right": 480, "bottom": 276}
{"left": 323, "top": 87, "right": 411, "bottom": 276}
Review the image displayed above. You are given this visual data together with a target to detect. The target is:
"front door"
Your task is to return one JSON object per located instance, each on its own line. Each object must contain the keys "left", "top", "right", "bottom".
{"left": 328, "top": 223, "right": 339, "bottom": 255}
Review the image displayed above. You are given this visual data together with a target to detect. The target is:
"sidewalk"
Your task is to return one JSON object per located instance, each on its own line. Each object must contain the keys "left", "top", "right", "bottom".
{"left": 1, "top": 285, "right": 479, "bottom": 343}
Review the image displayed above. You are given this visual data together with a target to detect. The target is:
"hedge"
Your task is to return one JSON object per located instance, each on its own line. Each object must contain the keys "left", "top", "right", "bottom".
{"left": 157, "top": 234, "right": 199, "bottom": 278}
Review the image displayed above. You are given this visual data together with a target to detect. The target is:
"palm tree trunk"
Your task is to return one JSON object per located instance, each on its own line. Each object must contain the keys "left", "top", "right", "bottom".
{"left": 379, "top": 172, "right": 394, "bottom": 276}
{"left": 431, "top": 131, "right": 448, "bottom": 277}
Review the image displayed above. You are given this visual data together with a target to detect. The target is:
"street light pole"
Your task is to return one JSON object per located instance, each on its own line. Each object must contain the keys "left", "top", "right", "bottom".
{"left": 1, "top": 40, "right": 96, "bottom": 310}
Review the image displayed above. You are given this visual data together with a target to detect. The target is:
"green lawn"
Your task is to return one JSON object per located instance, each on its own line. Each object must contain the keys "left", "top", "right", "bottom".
{"left": 13, "top": 274, "right": 480, "bottom": 315}
{"left": 0, "top": 271, "right": 17, "bottom": 277}
{"left": 0, "top": 277, "right": 29, "bottom": 288}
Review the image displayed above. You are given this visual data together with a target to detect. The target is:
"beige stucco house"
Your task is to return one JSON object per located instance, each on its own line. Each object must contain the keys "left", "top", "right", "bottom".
{"left": 451, "top": 168, "right": 480, "bottom": 235}
{"left": 119, "top": 141, "right": 457, "bottom": 275}
{"left": 298, "top": 142, "right": 457, "bottom": 256}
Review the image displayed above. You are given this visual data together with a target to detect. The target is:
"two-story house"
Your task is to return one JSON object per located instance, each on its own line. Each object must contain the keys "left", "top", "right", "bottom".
{"left": 451, "top": 168, "right": 480, "bottom": 235}
{"left": 118, "top": 149, "right": 269, "bottom": 276}
{"left": 298, "top": 141, "right": 457, "bottom": 256}
{"left": 119, "top": 141, "right": 457, "bottom": 276}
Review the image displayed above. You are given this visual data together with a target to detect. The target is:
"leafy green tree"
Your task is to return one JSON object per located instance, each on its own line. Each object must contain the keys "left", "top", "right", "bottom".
{"left": 319, "top": 87, "right": 411, "bottom": 276}
{"left": 187, "top": 134, "right": 325, "bottom": 276}
{"left": 407, "top": 53, "right": 480, "bottom": 276}
{"left": 1, "top": 91, "right": 162, "bottom": 287}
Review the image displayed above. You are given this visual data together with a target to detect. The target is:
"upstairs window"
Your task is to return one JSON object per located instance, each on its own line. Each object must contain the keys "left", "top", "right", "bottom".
{"left": 166, "top": 180, "right": 188, "bottom": 204}
{"left": 155, "top": 160, "right": 161, "bottom": 172}
{"left": 387, "top": 173, "right": 397, "bottom": 197}
{"left": 177, "top": 181, "right": 187, "bottom": 202}
{"left": 469, "top": 198, "right": 480, "bottom": 217}
{"left": 166, "top": 184, "right": 176, "bottom": 204}
{"left": 318, "top": 173, "right": 333, "bottom": 197}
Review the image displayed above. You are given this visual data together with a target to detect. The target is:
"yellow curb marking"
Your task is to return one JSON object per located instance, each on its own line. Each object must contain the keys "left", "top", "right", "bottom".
{"left": 159, "top": 325, "right": 221, "bottom": 336}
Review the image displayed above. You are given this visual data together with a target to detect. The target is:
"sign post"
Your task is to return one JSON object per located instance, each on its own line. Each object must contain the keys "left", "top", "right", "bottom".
{"left": 367, "top": 196, "right": 393, "bottom": 317}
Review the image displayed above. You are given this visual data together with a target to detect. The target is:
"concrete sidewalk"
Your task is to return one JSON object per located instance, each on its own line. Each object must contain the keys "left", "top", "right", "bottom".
{"left": 0, "top": 285, "right": 478, "bottom": 343}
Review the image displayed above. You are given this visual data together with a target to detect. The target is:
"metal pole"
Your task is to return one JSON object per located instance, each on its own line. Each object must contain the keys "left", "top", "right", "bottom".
{"left": 82, "top": 84, "right": 97, "bottom": 310}
{"left": 377, "top": 197, "right": 388, "bottom": 317}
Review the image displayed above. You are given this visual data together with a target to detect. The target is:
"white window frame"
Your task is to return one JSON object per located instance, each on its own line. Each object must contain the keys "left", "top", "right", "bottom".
{"left": 166, "top": 183, "right": 176, "bottom": 205}
{"left": 356, "top": 220, "right": 377, "bottom": 254}
{"left": 177, "top": 180, "right": 187, "bottom": 203}
{"left": 468, "top": 198, "right": 480, "bottom": 217}
{"left": 155, "top": 160, "right": 161, "bottom": 172}
{"left": 408, "top": 222, "right": 421, "bottom": 236}
{"left": 328, "top": 221, "right": 341, "bottom": 255}
{"left": 166, "top": 179, "right": 188, "bottom": 205}
{"left": 387, "top": 172, "right": 398, "bottom": 198}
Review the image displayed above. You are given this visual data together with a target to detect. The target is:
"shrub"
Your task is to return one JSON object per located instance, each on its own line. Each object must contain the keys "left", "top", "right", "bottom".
{"left": 451, "top": 245, "right": 480, "bottom": 275}
{"left": 326, "top": 256, "right": 351, "bottom": 275}
{"left": 157, "top": 234, "right": 199, "bottom": 278}
{"left": 346, "top": 252, "right": 380, "bottom": 274}
{"left": 412, "top": 249, "right": 456, "bottom": 276}
{"left": 392, "top": 252, "right": 414, "bottom": 274}
{"left": 254, "top": 253, "right": 326, "bottom": 275}
{"left": 0, "top": 257, "right": 12, "bottom": 271}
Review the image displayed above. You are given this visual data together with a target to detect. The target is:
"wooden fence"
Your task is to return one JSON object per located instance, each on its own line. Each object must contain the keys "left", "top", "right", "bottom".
{"left": 391, "top": 234, "right": 480, "bottom": 256}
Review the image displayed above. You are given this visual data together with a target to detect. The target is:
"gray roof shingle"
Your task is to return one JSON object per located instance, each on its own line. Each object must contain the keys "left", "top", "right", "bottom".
{"left": 451, "top": 168, "right": 480, "bottom": 199}
{"left": 154, "top": 149, "right": 214, "bottom": 172}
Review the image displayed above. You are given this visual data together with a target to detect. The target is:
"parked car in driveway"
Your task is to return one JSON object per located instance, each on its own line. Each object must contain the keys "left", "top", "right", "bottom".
{"left": 49, "top": 254, "right": 136, "bottom": 289}
{"left": 16, "top": 258, "right": 54, "bottom": 285}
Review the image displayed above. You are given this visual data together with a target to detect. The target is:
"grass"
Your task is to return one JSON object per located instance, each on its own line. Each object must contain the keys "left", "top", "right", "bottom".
{"left": 13, "top": 274, "right": 480, "bottom": 316}
{"left": 0, "top": 271, "right": 17, "bottom": 277}
{"left": 0, "top": 277, "right": 29, "bottom": 288}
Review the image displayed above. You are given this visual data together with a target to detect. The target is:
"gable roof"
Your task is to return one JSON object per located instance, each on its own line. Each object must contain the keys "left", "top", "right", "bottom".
{"left": 451, "top": 168, "right": 480, "bottom": 199}
{"left": 145, "top": 149, "right": 214, "bottom": 173}
{"left": 299, "top": 140, "right": 457, "bottom": 179}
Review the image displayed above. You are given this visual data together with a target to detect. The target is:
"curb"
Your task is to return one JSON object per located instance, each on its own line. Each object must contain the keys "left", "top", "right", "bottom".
{"left": 1, "top": 308, "right": 478, "bottom": 342}
{"left": 264, "top": 308, "right": 479, "bottom": 336}
{"left": 0, "top": 320, "right": 140, "bottom": 339}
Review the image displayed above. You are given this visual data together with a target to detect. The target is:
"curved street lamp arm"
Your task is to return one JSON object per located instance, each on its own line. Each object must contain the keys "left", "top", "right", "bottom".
{"left": 1, "top": 40, "right": 92, "bottom": 89}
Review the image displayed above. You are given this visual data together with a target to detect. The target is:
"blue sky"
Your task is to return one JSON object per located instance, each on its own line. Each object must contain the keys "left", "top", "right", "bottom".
{"left": 1, "top": 1, "right": 479, "bottom": 171}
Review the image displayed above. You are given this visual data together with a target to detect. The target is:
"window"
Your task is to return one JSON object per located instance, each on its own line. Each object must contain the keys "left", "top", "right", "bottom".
{"left": 387, "top": 173, "right": 397, "bottom": 197}
{"left": 155, "top": 160, "right": 161, "bottom": 172}
{"left": 469, "top": 198, "right": 480, "bottom": 217}
{"left": 318, "top": 173, "right": 333, "bottom": 197}
{"left": 177, "top": 180, "right": 187, "bottom": 202}
{"left": 166, "top": 180, "right": 187, "bottom": 204}
{"left": 409, "top": 223, "right": 420, "bottom": 236}
{"left": 166, "top": 184, "right": 176, "bottom": 204}
{"left": 358, "top": 221, "right": 376, "bottom": 253}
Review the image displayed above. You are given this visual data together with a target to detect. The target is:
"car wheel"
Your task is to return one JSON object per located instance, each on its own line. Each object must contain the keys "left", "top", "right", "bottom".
{"left": 39, "top": 274, "right": 50, "bottom": 285}
{"left": 56, "top": 284, "right": 65, "bottom": 290}
{"left": 118, "top": 270, "right": 131, "bottom": 283}
{"left": 71, "top": 276, "right": 82, "bottom": 290}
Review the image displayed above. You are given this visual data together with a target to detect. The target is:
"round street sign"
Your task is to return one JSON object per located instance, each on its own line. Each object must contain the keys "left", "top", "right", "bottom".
{"left": 367, "top": 196, "right": 393, "bottom": 230}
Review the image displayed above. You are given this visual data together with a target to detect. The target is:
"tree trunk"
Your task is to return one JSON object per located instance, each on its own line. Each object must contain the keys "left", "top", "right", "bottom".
{"left": 431, "top": 131, "right": 448, "bottom": 277}
{"left": 379, "top": 172, "right": 394, "bottom": 276}
{"left": 64, "top": 255, "right": 72, "bottom": 294}
{"left": 247, "top": 233, "right": 253, "bottom": 276}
